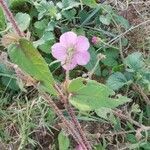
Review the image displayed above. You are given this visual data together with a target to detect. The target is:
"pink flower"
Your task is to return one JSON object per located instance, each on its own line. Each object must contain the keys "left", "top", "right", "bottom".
{"left": 91, "top": 36, "right": 101, "bottom": 45}
{"left": 76, "top": 145, "right": 83, "bottom": 150}
{"left": 51, "top": 32, "right": 90, "bottom": 70}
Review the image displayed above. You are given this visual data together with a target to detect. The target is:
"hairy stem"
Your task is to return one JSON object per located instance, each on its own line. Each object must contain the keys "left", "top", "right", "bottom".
{"left": 55, "top": 84, "right": 91, "bottom": 150}
{"left": 66, "top": 103, "right": 92, "bottom": 150}
{"left": 40, "top": 92, "right": 88, "bottom": 150}
{"left": 0, "top": 0, "right": 24, "bottom": 36}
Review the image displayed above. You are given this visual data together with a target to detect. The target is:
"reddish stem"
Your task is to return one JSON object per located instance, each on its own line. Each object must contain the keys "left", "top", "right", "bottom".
{"left": 40, "top": 92, "right": 88, "bottom": 150}
{"left": 0, "top": 0, "right": 24, "bottom": 37}
{"left": 55, "top": 84, "right": 91, "bottom": 150}
{"left": 66, "top": 103, "right": 92, "bottom": 150}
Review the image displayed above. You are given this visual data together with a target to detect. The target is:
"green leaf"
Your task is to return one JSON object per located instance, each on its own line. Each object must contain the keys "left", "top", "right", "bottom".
{"left": 126, "top": 134, "right": 137, "bottom": 144}
{"left": 8, "top": 39, "right": 57, "bottom": 95}
{"left": 68, "top": 78, "right": 131, "bottom": 111}
{"left": 82, "top": 0, "right": 97, "bottom": 8}
{"left": 0, "top": 6, "right": 6, "bottom": 31}
{"left": 62, "top": 0, "right": 80, "bottom": 10}
{"left": 38, "top": 41, "right": 54, "bottom": 54}
{"left": 58, "top": 131, "right": 70, "bottom": 150}
{"left": 34, "top": 31, "right": 55, "bottom": 48}
{"left": 0, "top": 64, "right": 19, "bottom": 91}
{"left": 102, "top": 48, "right": 119, "bottom": 67}
{"left": 106, "top": 72, "right": 128, "bottom": 90}
{"left": 95, "top": 107, "right": 112, "bottom": 120}
{"left": 94, "top": 143, "right": 106, "bottom": 150}
{"left": 113, "top": 14, "right": 130, "bottom": 30}
{"left": 34, "top": 19, "right": 48, "bottom": 30}
{"left": 85, "top": 47, "right": 101, "bottom": 76}
{"left": 62, "top": 9, "right": 76, "bottom": 20}
{"left": 68, "top": 77, "right": 85, "bottom": 92}
{"left": 15, "top": 12, "right": 31, "bottom": 31}
{"left": 9, "top": 0, "right": 28, "bottom": 8}
{"left": 124, "top": 52, "right": 144, "bottom": 72}
{"left": 140, "top": 142, "right": 150, "bottom": 149}
{"left": 99, "top": 14, "right": 111, "bottom": 25}
{"left": 34, "top": 0, "right": 57, "bottom": 20}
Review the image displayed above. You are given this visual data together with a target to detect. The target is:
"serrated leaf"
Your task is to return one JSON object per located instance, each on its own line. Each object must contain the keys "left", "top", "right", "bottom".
{"left": 102, "top": 48, "right": 119, "bottom": 67}
{"left": 58, "top": 131, "right": 70, "bottom": 150}
{"left": 34, "top": 0, "right": 57, "bottom": 20}
{"left": 106, "top": 72, "right": 128, "bottom": 90}
{"left": 15, "top": 12, "right": 31, "bottom": 31}
{"left": 124, "top": 52, "right": 144, "bottom": 72}
{"left": 68, "top": 78, "right": 130, "bottom": 111}
{"left": 99, "top": 14, "right": 111, "bottom": 25}
{"left": 62, "top": 9, "right": 76, "bottom": 20}
{"left": 8, "top": 38, "right": 57, "bottom": 95}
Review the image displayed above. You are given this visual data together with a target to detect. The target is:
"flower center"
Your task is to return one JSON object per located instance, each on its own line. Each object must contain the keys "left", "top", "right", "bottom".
{"left": 67, "top": 47, "right": 75, "bottom": 57}
{"left": 65, "top": 47, "right": 75, "bottom": 65}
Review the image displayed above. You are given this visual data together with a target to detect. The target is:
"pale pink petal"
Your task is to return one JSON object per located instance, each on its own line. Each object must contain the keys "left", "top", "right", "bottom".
{"left": 76, "top": 145, "right": 83, "bottom": 150}
{"left": 76, "top": 36, "right": 90, "bottom": 52}
{"left": 60, "top": 31, "right": 77, "bottom": 47}
{"left": 75, "top": 51, "right": 90, "bottom": 65}
{"left": 51, "top": 43, "right": 67, "bottom": 61}
{"left": 61, "top": 57, "right": 77, "bottom": 71}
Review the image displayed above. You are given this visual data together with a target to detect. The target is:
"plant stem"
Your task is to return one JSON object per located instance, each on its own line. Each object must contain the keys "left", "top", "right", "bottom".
{"left": 66, "top": 70, "right": 70, "bottom": 81}
{"left": 40, "top": 92, "right": 88, "bottom": 150}
{"left": 66, "top": 103, "right": 92, "bottom": 150}
{"left": 113, "top": 110, "right": 148, "bottom": 128}
{"left": 88, "top": 59, "right": 100, "bottom": 79}
{"left": 0, "top": 0, "right": 24, "bottom": 37}
{"left": 132, "top": 84, "right": 150, "bottom": 105}
{"left": 55, "top": 84, "right": 92, "bottom": 150}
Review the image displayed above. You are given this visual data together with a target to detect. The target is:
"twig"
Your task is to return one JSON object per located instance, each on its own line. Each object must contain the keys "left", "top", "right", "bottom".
{"left": 107, "top": 19, "right": 150, "bottom": 45}
{"left": 132, "top": 84, "right": 150, "bottom": 105}
{"left": 0, "top": 0, "right": 24, "bottom": 37}
{"left": 113, "top": 110, "right": 147, "bottom": 128}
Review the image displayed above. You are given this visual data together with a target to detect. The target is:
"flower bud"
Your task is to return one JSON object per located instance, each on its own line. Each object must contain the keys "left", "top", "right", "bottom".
{"left": 91, "top": 36, "right": 101, "bottom": 45}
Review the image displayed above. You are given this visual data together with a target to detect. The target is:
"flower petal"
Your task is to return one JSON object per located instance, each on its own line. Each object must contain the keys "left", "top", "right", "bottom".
{"left": 76, "top": 36, "right": 90, "bottom": 52}
{"left": 60, "top": 31, "right": 77, "bottom": 47}
{"left": 75, "top": 51, "right": 90, "bottom": 65}
{"left": 61, "top": 57, "right": 77, "bottom": 71}
{"left": 51, "top": 43, "right": 67, "bottom": 61}
{"left": 76, "top": 145, "right": 83, "bottom": 150}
